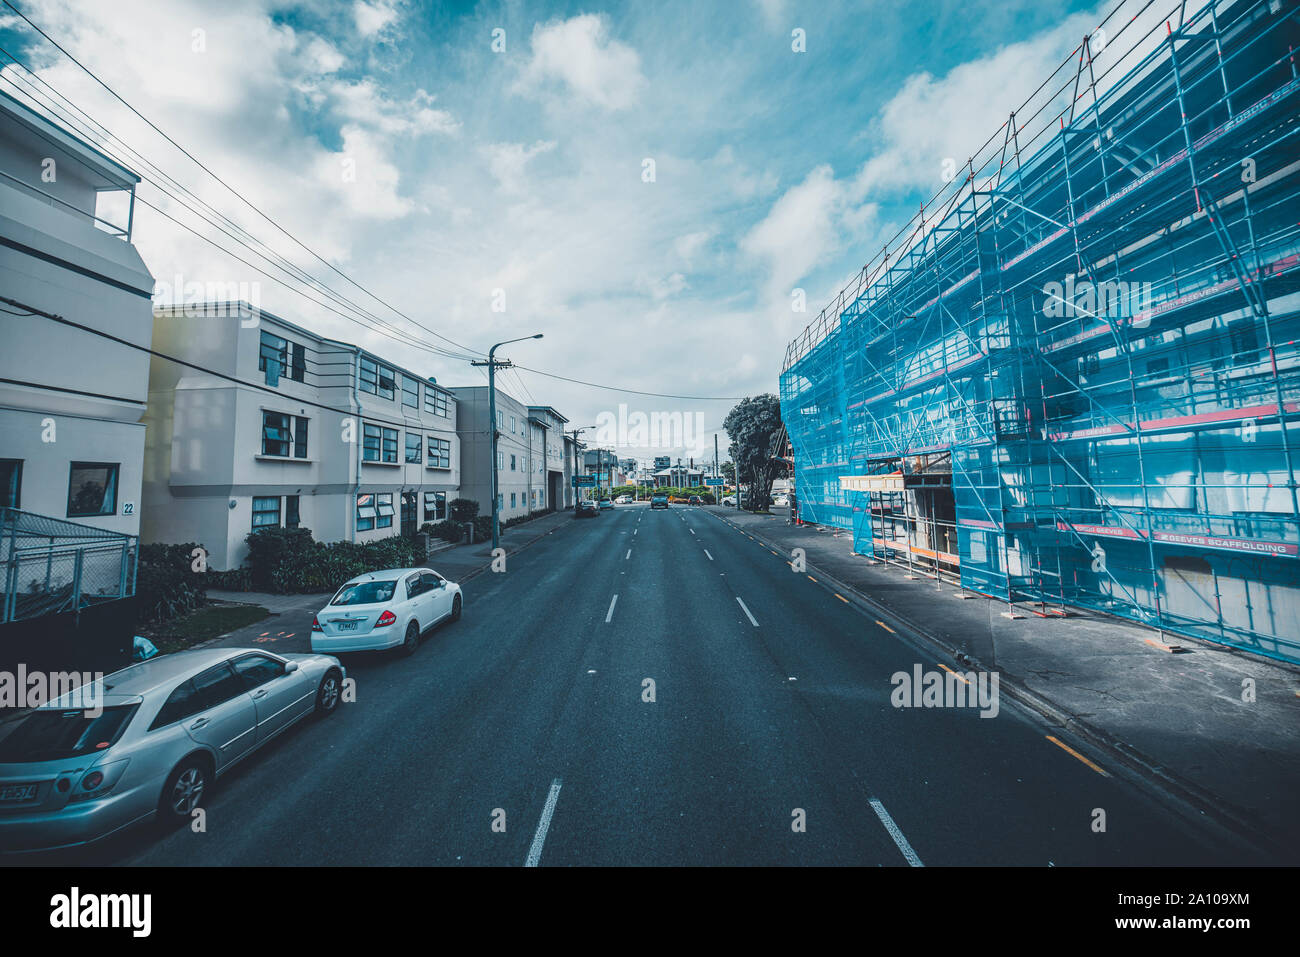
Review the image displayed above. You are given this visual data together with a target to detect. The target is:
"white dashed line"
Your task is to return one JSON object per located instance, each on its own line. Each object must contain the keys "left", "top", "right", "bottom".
{"left": 704, "top": 549, "right": 713, "bottom": 561}
{"left": 605, "top": 594, "right": 619, "bottom": 623}
{"left": 524, "top": 778, "right": 563, "bottom": 867}
{"left": 736, "top": 596, "right": 759, "bottom": 627}
{"left": 625, "top": 549, "right": 631, "bottom": 560}
{"left": 869, "top": 798, "right": 923, "bottom": 867}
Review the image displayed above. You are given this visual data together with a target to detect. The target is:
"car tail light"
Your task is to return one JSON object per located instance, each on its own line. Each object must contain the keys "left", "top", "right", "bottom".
{"left": 69, "top": 759, "right": 129, "bottom": 803}
{"left": 82, "top": 771, "right": 104, "bottom": 791}
{"left": 311, "top": 616, "right": 323, "bottom": 632}
{"left": 376, "top": 610, "right": 397, "bottom": 627}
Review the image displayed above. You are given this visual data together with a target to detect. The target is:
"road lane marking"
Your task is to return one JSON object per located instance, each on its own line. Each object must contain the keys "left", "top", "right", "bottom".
{"left": 876, "top": 620, "right": 896, "bottom": 634}
{"left": 704, "top": 549, "right": 713, "bottom": 561}
{"left": 869, "top": 798, "right": 923, "bottom": 867}
{"left": 605, "top": 594, "right": 619, "bottom": 623}
{"left": 834, "top": 593, "right": 849, "bottom": 603}
{"left": 736, "top": 597, "right": 759, "bottom": 627}
{"left": 633, "top": 529, "right": 638, "bottom": 536}
{"left": 524, "top": 778, "right": 563, "bottom": 867}
{"left": 807, "top": 575, "right": 818, "bottom": 583}
{"left": 690, "top": 528, "right": 695, "bottom": 535}
{"left": 625, "top": 549, "right": 631, "bottom": 560}
{"left": 1045, "top": 735, "right": 1110, "bottom": 777}
{"left": 937, "top": 663, "right": 968, "bottom": 684}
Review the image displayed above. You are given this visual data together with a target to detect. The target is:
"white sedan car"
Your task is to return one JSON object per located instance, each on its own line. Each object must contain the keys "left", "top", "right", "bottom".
{"left": 312, "top": 567, "right": 462, "bottom": 657}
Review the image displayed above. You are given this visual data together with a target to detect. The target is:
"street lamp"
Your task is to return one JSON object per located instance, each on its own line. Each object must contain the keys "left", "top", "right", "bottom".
{"left": 565, "top": 425, "right": 596, "bottom": 509}
{"left": 484, "top": 334, "right": 542, "bottom": 551}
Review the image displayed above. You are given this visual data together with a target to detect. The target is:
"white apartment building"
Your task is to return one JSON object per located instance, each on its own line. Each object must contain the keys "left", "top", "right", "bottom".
{"left": 0, "top": 89, "right": 154, "bottom": 536}
{"left": 450, "top": 387, "right": 573, "bottom": 521}
{"left": 143, "top": 304, "right": 460, "bottom": 570}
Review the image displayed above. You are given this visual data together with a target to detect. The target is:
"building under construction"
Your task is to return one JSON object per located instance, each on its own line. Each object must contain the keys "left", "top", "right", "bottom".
{"left": 779, "top": 0, "right": 1300, "bottom": 662}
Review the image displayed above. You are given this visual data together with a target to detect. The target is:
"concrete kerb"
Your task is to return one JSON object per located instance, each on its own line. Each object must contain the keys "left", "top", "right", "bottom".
{"left": 700, "top": 508, "right": 1277, "bottom": 860}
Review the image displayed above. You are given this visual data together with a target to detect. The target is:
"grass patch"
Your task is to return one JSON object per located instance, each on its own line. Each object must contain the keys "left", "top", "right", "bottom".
{"left": 144, "top": 602, "right": 271, "bottom": 654}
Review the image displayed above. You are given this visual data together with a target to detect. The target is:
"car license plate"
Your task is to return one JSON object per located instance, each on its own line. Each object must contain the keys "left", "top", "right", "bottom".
{"left": 0, "top": 783, "right": 39, "bottom": 803}
{"left": 335, "top": 620, "right": 359, "bottom": 632}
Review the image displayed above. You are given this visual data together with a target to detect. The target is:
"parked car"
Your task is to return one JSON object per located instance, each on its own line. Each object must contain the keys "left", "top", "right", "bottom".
{"left": 651, "top": 493, "right": 669, "bottom": 509}
{"left": 597, "top": 498, "right": 614, "bottom": 510}
{"left": 575, "top": 500, "right": 599, "bottom": 518}
{"left": 614, "top": 495, "right": 631, "bottom": 504}
{"left": 688, "top": 495, "right": 703, "bottom": 505}
{"left": 721, "top": 495, "right": 736, "bottom": 506}
{"left": 311, "top": 567, "right": 461, "bottom": 657}
{"left": 773, "top": 495, "right": 789, "bottom": 508}
{"left": 0, "top": 647, "right": 345, "bottom": 852}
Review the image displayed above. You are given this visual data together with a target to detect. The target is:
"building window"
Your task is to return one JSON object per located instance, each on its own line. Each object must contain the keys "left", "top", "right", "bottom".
{"left": 67, "top": 463, "right": 118, "bottom": 517}
{"left": 509, "top": 415, "right": 516, "bottom": 434}
{"left": 294, "top": 417, "right": 309, "bottom": 458}
{"left": 362, "top": 424, "right": 399, "bottom": 463}
{"left": 510, "top": 454, "right": 516, "bottom": 471}
{"left": 377, "top": 364, "right": 395, "bottom": 400}
{"left": 285, "top": 495, "right": 300, "bottom": 529}
{"left": 356, "top": 493, "right": 376, "bottom": 531}
{"left": 0, "top": 459, "right": 20, "bottom": 508}
{"left": 497, "top": 451, "right": 504, "bottom": 469}
{"left": 400, "top": 492, "right": 416, "bottom": 532}
{"left": 262, "top": 411, "right": 292, "bottom": 457}
{"left": 376, "top": 492, "right": 394, "bottom": 529}
{"left": 426, "top": 386, "right": 448, "bottom": 417}
{"left": 497, "top": 411, "right": 504, "bottom": 430}
{"left": 259, "top": 331, "right": 288, "bottom": 385}
{"left": 510, "top": 492, "right": 516, "bottom": 508}
{"left": 402, "top": 377, "right": 419, "bottom": 409}
{"left": 427, "top": 436, "right": 451, "bottom": 469}
{"left": 290, "top": 342, "right": 305, "bottom": 382}
{"left": 252, "top": 496, "right": 281, "bottom": 529}
{"left": 360, "top": 356, "right": 378, "bottom": 395}
{"left": 405, "top": 432, "right": 422, "bottom": 464}
{"left": 423, "top": 490, "right": 447, "bottom": 522}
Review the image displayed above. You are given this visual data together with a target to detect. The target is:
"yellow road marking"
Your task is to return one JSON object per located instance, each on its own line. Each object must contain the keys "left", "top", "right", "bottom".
{"left": 834, "top": 593, "right": 849, "bottom": 603}
{"left": 876, "top": 620, "right": 896, "bottom": 634}
{"left": 937, "top": 663, "right": 968, "bottom": 684}
{"left": 807, "top": 575, "right": 818, "bottom": 583}
{"left": 1045, "top": 735, "right": 1110, "bottom": 777}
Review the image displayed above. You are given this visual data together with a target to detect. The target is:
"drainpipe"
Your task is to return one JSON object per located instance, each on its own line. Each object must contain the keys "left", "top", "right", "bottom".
{"left": 348, "top": 346, "right": 362, "bottom": 541}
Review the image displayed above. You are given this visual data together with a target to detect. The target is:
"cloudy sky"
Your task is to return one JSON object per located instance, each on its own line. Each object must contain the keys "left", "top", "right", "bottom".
{"left": 0, "top": 0, "right": 1113, "bottom": 462}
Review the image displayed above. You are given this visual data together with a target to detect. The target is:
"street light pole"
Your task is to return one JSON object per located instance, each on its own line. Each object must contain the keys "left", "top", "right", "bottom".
{"left": 473, "top": 334, "right": 542, "bottom": 551}
{"left": 565, "top": 425, "right": 596, "bottom": 508}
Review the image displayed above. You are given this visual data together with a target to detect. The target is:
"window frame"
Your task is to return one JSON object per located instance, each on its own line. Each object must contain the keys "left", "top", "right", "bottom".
{"left": 66, "top": 462, "right": 119, "bottom": 518}
{"left": 427, "top": 436, "right": 451, "bottom": 469}
{"left": 405, "top": 431, "right": 422, "bottom": 464}
{"left": 402, "top": 376, "right": 419, "bottom": 409}
{"left": 376, "top": 492, "right": 394, "bottom": 528}
{"left": 356, "top": 493, "right": 376, "bottom": 531}
{"left": 252, "top": 495, "right": 281, "bottom": 529}
{"left": 0, "top": 458, "right": 21, "bottom": 509}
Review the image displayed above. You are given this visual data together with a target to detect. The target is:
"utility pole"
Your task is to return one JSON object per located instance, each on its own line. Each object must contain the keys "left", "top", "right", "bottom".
{"left": 565, "top": 425, "right": 595, "bottom": 507}
{"left": 473, "top": 334, "right": 542, "bottom": 551}
{"left": 714, "top": 433, "right": 719, "bottom": 504}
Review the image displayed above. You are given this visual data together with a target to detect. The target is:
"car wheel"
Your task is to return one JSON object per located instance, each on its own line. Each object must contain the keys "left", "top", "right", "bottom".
{"left": 401, "top": 620, "right": 419, "bottom": 656}
{"left": 159, "top": 756, "right": 210, "bottom": 826}
{"left": 315, "top": 668, "right": 342, "bottom": 715}
{"left": 450, "top": 594, "right": 462, "bottom": 622}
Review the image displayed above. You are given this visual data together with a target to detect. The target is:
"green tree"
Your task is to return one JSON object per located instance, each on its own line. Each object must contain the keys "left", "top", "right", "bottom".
{"left": 723, "top": 395, "right": 783, "bottom": 511}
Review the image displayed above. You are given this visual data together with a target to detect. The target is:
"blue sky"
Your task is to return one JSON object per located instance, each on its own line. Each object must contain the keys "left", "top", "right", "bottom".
{"left": 0, "top": 0, "right": 1112, "bottom": 459}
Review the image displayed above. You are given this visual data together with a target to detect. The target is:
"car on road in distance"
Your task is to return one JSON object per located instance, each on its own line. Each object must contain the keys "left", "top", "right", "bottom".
{"left": 773, "top": 495, "right": 789, "bottom": 507}
{"left": 575, "top": 500, "right": 599, "bottom": 518}
{"left": 651, "top": 493, "right": 669, "bottom": 509}
{"left": 0, "top": 647, "right": 345, "bottom": 852}
{"left": 614, "top": 495, "right": 631, "bottom": 504}
{"left": 721, "top": 495, "right": 735, "bottom": 506}
{"left": 597, "top": 498, "right": 614, "bottom": 510}
{"left": 688, "top": 495, "right": 703, "bottom": 505}
{"left": 312, "top": 567, "right": 461, "bottom": 657}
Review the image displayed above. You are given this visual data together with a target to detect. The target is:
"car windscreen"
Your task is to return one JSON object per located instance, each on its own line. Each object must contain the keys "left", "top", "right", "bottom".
{"left": 0, "top": 705, "right": 138, "bottom": 762}
{"left": 331, "top": 580, "right": 398, "bottom": 605}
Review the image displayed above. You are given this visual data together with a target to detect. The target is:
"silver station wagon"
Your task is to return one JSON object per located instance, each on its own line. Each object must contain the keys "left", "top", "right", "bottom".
{"left": 0, "top": 647, "right": 345, "bottom": 852}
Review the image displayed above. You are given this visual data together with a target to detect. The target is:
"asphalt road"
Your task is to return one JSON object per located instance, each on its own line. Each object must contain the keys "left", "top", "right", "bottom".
{"left": 39, "top": 503, "right": 1248, "bottom": 865}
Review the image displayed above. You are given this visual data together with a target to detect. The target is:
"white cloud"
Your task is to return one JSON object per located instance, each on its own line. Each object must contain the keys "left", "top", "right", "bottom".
{"left": 482, "top": 140, "right": 556, "bottom": 195}
{"left": 329, "top": 79, "right": 459, "bottom": 136}
{"left": 353, "top": 0, "right": 400, "bottom": 38}
{"left": 515, "top": 14, "right": 646, "bottom": 111}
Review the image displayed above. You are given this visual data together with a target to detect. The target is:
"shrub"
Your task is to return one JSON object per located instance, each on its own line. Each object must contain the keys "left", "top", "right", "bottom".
{"left": 420, "top": 520, "right": 463, "bottom": 543}
{"left": 450, "top": 498, "right": 479, "bottom": 522}
{"left": 244, "top": 527, "right": 421, "bottom": 594}
{"left": 136, "top": 542, "right": 208, "bottom": 624}
{"left": 471, "top": 516, "right": 494, "bottom": 542}
{"left": 207, "top": 567, "right": 253, "bottom": 591}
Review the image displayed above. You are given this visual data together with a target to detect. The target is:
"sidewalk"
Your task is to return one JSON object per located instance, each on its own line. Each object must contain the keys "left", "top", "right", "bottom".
{"left": 416, "top": 508, "right": 577, "bottom": 582}
{"left": 703, "top": 505, "right": 1300, "bottom": 859}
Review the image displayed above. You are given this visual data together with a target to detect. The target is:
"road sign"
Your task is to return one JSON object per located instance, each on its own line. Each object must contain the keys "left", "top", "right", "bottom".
{"left": 704, "top": 477, "right": 724, "bottom": 486}
{"left": 572, "top": 475, "right": 596, "bottom": 487}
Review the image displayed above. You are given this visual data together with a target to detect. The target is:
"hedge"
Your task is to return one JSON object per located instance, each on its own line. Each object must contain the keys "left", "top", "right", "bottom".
{"left": 136, "top": 542, "right": 209, "bottom": 624}
{"left": 244, "top": 526, "right": 421, "bottom": 594}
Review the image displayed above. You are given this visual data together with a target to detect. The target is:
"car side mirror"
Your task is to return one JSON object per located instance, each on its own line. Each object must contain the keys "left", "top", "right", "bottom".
{"left": 438, "top": 580, "right": 447, "bottom": 589}
{"left": 285, "top": 661, "right": 299, "bottom": 674}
